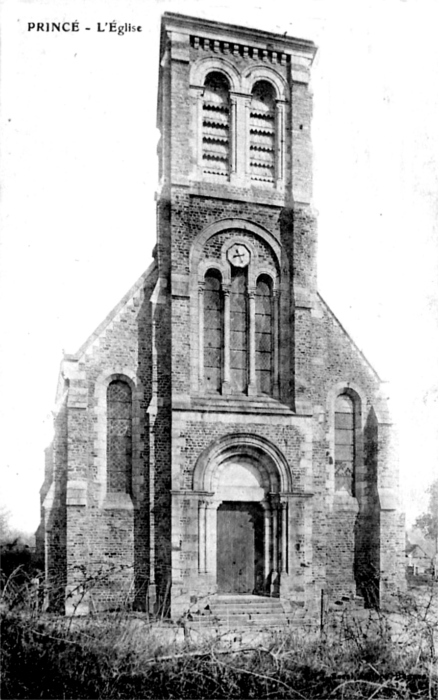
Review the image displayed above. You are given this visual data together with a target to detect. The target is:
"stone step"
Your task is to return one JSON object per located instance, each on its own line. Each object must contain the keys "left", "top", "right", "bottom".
{"left": 212, "top": 610, "right": 284, "bottom": 619}
{"left": 201, "top": 595, "right": 290, "bottom": 629}
{"left": 187, "top": 616, "right": 289, "bottom": 629}
{"left": 212, "top": 603, "right": 283, "bottom": 613}
{"left": 212, "top": 594, "right": 280, "bottom": 605}
{"left": 213, "top": 597, "right": 283, "bottom": 607}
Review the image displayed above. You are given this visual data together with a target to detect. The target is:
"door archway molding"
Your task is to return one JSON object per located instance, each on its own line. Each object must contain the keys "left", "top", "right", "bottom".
{"left": 193, "top": 432, "right": 292, "bottom": 493}
{"left": 194, "top": 433, "right": 292, "bottom": 592}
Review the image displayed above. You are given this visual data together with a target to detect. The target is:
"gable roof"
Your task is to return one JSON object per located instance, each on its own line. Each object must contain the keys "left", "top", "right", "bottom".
{"left": 317, "top": 292, "right": 381, "bottom": 382}
{"left": 406, "top": 543, "right": 431, "bottom": 559}
{"left": 66, "top": 261, "right": 157, "bottom": 362}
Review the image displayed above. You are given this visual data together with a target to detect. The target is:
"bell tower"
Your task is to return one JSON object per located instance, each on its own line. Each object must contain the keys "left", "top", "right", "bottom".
{"left": 155, "top": 13, "right": 318, "bottom": 406}
{"left": 150, "top": 13, "right": 319, "bottom": 615}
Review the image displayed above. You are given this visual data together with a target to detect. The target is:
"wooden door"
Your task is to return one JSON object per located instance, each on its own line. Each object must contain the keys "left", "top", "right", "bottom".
{"left": 217, "top": 502, "right": 264, "bottom": 594}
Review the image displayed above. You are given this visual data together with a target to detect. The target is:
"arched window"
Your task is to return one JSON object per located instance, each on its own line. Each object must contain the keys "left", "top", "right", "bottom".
{"left": 107, "top": 380, "right": 132, "bottom": 494}
{"left": 204, "top": 270, "right": 223, "bottom": 393}
{"left": 334, "top": 394, "right": 355, "bottom": 495}
{"left": 255, "top": 275, "right": 273, "bottom": 395}
{"left": 230, "top": 267, "right": 248, "bottom": 393}
{"left": 202, "top": 72, "right": 230, "bottom": 178}
{"left": 249, "top": 81, "right": 276, "bottom": 183}
{"left": 196, "top": 235, "right": 280, "bottom": 399}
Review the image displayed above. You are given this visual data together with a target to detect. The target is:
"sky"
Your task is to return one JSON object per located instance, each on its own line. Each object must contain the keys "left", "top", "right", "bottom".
{"left": 0, "top": 0, "right": 437, "bottom": 535}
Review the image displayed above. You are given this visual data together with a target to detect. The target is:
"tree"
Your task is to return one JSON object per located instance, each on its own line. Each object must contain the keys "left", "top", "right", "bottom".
{"left": 0, "top": 504, "right": 12, "bottom": 544}
{"left": 414, "top": 479, "right": 438, "bottom": 559}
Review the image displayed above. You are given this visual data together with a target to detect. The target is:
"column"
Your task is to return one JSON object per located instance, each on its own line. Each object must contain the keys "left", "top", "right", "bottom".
{"left": 198, "top": 282, "right": 204, "bottom": 387}
{"left": 230, "top": 92, "right": 250, "bottom": 186}
{"left": 229, "top": 96, "right": 238, "bottom": 175}
{"left": 196, "top": 87, "right": 204, "bottom": 176}
{"left": 198, "top": 500, "right": 207, "bottom": 574}
{"left": 245, "top": 98, "right": 251, "bottom": 178}
{"left": 272, "top": 507, "right": 278, "bottom": 572}
{"left": 273, "top": 290, "right": 280, "bottom": 398}
{"left": 263, "top": 502, "right": 271, "bottom": 583}
{"left": 275, "top": 100, "right": 285, "bottom": 186}
{"left": 271, "top": 495, "right": 280, "bottom": 596}
{"left": 205, "top": 502, "right": 219, "bottom": 578}
{"left": 281, "top": 500, "right": 288, "bottom": 574}
{"left": 248, "top": 289, "right": 256, "bottom": 395}
{"left": 222, "top": 286, "right": 231, "bottom": 393}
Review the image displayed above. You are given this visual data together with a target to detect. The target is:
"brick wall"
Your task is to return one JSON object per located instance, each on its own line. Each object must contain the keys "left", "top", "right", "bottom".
{"left": 44, "top": 397, "right": 67, "bottom": 612}
{"left": 41, "top": 15, "right": 405, "bottom": 618}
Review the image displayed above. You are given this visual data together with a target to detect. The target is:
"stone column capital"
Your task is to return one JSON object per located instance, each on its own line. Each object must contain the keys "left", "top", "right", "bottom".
{"left": 270, "top": 493, "right": 281, "bottom": 509}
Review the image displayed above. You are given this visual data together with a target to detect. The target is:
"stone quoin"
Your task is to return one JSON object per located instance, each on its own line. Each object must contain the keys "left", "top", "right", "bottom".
{"left": 37, "top": 13, "right": 405, "bottom": 618}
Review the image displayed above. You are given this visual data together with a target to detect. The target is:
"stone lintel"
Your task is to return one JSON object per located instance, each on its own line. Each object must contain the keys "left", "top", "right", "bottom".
{"left": 66, "top": 480, "right": 87, "bottom": 506}
{"left": 378, "top": 487, "right": 398, "bottom": 511}
{"left": 102, "top": 492, "right": 134, "bottom": 510}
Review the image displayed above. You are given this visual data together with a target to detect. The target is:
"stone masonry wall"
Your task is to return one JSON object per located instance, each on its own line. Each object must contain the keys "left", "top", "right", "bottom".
{"left": 170, "top": 410, "right": 314, "bottom": 615}
{"left": 44, "top": 397, "right": 68, "bottom": 612}
{"left": 57, "top": 269, "right": 157, "bottom": 612}
{"left": 311, "top": 297, "right": 405, "bottom": 605}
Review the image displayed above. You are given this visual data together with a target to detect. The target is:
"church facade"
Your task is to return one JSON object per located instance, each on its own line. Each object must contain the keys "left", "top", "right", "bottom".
{"left": 39, "top": 13, "right": 405, "bottom": 617}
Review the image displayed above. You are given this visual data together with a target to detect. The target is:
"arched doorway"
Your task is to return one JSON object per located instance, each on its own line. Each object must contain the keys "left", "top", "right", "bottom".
{"left": 193, "top": 434, "right": 293, "bottom": 597}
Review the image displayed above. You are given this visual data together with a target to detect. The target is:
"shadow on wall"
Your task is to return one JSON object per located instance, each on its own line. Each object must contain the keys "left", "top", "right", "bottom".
{"left": 355, "top": 406, "right": 380, "bottom": 608}
{"left": 136, "top": 265, "right": 172, "bottom": 614}
{"left": 41, "top": 404, "right": 68, "bottom": 613}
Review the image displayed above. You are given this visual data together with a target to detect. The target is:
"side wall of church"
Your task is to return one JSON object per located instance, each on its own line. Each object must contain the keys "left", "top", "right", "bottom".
{"left": 42, "top": 398, "right": 68, "bottom": 611}
{"left": 311, "top": 298, "right": 405, "bottom": 606}
{"left": 44, "top": 270, "right": 158, "bottom": 613}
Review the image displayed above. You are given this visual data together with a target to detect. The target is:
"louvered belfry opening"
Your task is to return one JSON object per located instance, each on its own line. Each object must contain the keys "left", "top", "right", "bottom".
{"left": 107, "top": 380, "right": 132, "bottom": 494}
{"left": 334, "top": 394, "right": 355, "bottom": 495}
{"left": 204, "top": 269, "right": 223, "bottom": 393}
{"left": 202, "top": 72, "right": 230, "bottom": 178}
{"left": 250, "top": 81, "right": 276, "bottom": 183}
{"left": 255, "top": 275, "right": 273, "bottom": 395}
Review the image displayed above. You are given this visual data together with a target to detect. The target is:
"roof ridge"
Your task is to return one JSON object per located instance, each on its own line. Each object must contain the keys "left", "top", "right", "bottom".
{"left": 317, "top": 291, "right": 381, "bottom": 382}
{"left": 72, "top": 262, "right": 157, "bottom": 360}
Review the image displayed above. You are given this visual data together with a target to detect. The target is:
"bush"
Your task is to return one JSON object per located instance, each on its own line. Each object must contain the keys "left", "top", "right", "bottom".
{"left": 1, "top": 540, "right": 43, "bottom": 591}
{"left": 1, "top": 571, "right": 437, "bottom": 699}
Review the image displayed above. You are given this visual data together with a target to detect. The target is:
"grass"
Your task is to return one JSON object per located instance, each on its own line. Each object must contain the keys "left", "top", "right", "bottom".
{"left": 1, "top": 570, "right": 437, "bottom": 699}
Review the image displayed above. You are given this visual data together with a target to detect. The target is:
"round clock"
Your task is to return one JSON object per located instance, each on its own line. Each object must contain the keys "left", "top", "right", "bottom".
{"left": 227, "top": 243, "right": 250, "bottom": 268}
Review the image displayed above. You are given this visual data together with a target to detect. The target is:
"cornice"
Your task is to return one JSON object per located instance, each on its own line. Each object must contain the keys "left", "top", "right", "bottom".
{"left": 161, "top": 12, "right": 317, "bottom": 62}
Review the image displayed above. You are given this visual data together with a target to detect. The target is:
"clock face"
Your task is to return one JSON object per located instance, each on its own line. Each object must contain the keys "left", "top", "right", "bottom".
{"left": 227, "top": 243, "right": 250, "bottom": 268}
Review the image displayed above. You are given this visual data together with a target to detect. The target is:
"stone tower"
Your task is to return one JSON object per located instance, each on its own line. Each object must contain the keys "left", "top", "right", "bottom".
{"left": 39, "top": 14, "right": 405, "bottom": 617}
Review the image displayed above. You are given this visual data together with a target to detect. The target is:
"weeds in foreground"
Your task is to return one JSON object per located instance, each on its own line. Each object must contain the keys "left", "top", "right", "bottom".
{"left": 1, "top": 568, "right": 437, "bottom": 699}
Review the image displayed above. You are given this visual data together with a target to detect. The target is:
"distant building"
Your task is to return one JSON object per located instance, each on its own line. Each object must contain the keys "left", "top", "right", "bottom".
{"left": 406, "top": 543, "right": 433, "bottom": 576}
{"left": 38, "top": 13, "right": 405, "bottom": 617}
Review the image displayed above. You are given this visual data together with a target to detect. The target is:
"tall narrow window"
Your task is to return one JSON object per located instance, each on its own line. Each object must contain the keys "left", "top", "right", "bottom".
{"left": 204, "top": 270, "right": 223, "bottom": 393}
{"left": 107, "top": 380, "right": 132, "bottom": 494}
{"left": 255, "top": 275, "right": 273, "bottom": 395}
{"left": 230, "top": 267, "right": 248, "bottom": 393}
{"left": 249, "top": 81, "right": 276, "bottom": 183}
{"left": 334, "top": 394, "right": 355, "bottom": 495}
{"left": 202, "top": 72, "right": 230, "bottom": 178}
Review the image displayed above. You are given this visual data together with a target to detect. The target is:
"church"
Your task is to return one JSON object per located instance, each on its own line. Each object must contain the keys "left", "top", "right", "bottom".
{"left": 38, "top": 13, "right": 405, "bottom": 618}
